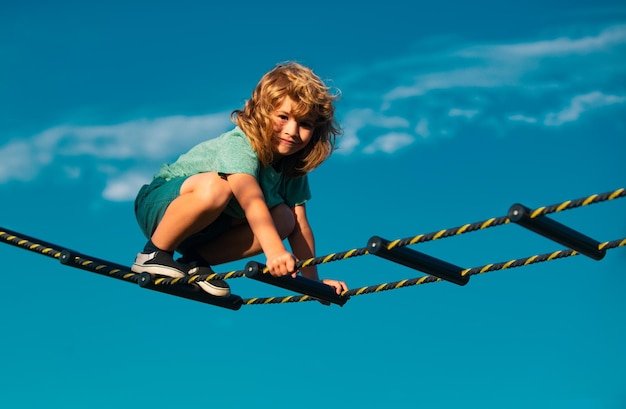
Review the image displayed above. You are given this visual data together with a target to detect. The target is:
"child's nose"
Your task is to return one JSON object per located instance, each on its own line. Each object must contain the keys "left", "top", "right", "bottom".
{"left": 285, "top": 119, "right": 299, "bottom": 136}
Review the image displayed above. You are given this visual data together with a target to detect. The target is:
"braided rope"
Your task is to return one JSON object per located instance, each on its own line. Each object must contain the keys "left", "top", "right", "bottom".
{"left": 0, "top": 229, "right": 62, "bottom": 260}
{"left": 61, "top": 252, "right": 139, "bottom": 283}
{"left": 242, "top": 237, "right": 626, "bottom": 305}
{"left": 1, "top": 187, "right": 624, "bottom": 308}
{"left": 167, "top": 187, "right": 626, "bottom": 285}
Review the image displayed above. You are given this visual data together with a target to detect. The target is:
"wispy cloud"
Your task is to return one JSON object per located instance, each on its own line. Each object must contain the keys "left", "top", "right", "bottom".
{"left": 0, "top": 113, "right": 232, "bottom": 200}
{"left": 544, "top": 91, "right": 626, "bottom": 126}
{"left": 468, "top": 24, "right": 626, "bottom": 58}
{"left": 363, "top": 132, "right": 415, "bottom": 154}
{"left": 1, "top": 24, "right": 625, "bottom": 201}
{"left": 102, "top": 170, "right": 153, "bottom": 202}
{"left": 30, "top": 114, "right": 232, "bottom": 160}
{"left": 336, "top": 24, "right": 626, "bottom": 154}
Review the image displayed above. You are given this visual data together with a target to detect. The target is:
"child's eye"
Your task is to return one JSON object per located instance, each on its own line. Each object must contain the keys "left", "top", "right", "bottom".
{"left": 300, "top": 121, "right": 314, "bottom": 129}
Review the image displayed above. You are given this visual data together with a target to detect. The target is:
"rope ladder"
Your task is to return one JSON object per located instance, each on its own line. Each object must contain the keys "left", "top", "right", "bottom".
{"left": 1, "top": 188, "right": 624, "bottom": 310}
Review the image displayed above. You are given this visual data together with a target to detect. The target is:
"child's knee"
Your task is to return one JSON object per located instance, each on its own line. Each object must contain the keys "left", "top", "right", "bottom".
{"left": 182, "top": 172, "right": 233, "bottom": 207}
{"left": 271, "top": 204, "right": 296, "bottom": 239}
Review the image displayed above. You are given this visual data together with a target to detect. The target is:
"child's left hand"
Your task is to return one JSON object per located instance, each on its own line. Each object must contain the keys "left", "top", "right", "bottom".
{"left": 322, "top": 278, "right": 348, "bottom": 295}
{"left": 316, "top": 278, "right": 348, "bottom": 306}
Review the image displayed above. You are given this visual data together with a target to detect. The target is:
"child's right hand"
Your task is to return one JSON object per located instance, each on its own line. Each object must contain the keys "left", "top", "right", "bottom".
{"left": 266, "top": 251, "right": 298, "bottom": 277}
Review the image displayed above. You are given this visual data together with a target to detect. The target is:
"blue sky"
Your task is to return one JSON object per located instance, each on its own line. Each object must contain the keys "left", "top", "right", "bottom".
{"left": 1, "top": 1, "right": 625, "bottom": 408}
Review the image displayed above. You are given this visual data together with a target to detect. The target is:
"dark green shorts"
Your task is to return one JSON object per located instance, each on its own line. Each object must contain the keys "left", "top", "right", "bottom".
{"left": 134, "top": 177, "right": 232, "bottom": 254}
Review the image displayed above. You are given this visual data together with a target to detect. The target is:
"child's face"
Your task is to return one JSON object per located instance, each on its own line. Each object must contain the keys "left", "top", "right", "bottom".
{"left": 271, "top": 96, "right": 315, "bottom": 158}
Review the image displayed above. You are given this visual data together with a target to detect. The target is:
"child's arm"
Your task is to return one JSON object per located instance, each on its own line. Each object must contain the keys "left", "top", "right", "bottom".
{"left": 227, "top": 173, "right": 296, "bottom": 276}
{"left": 289, "top": 204, "right": 348, "bottom": 296}
{"left": 288, "top": 203, "right": 318, "bottom": 280}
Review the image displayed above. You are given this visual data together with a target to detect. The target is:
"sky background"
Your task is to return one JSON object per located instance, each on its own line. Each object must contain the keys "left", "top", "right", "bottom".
{"left": 1, "top": 1, "right": 625, "bottom": 408}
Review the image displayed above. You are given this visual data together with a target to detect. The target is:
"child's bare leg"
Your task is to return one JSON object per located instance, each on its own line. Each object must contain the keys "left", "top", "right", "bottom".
{"left": 151, "top": 172, "right": 232, "bottom": 251}
{"left": 193, "top": 203, "right": 295, "bottom": 265}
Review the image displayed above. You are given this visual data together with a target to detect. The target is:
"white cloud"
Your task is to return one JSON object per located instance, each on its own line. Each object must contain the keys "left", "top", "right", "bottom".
{"left": 0, "top": 113, "right": 233, "bottom": 206}
{"left": 415, "top": 118, "right": 430, "bottom": 138}
{"left": 337, "top": 108, "right": 410, "bottom": 154}
{"left": 507, "top": 114, "right": 538, "bottom": 124}
{"left": 467, "top": 24, "right": 626, "bottom": 58}
{"left": 336, "top": 128, "right": 360, "bottom": 154}
{"left": 32, "top": 114, "right": 232, "bottom": 160}
{"left": 382, "top": 66, "right": 519, "bottom": 103}
{"left": 344, "top": 108, "right": 410, "bottom": 129}
{"left": 544, "top": 91, "right": 626, "bottom": 126}
{"left": 0, "top": 113, "right": 232, "bottom": 187}
{"left": 102, "top": 171, "right": 152, "bottom": 202}
{"left": 339, "top": 23, "right": 626, "bottom": 155}
{"left": 363, "top": 132, "right": 415, "bottom": 154}
{"left": 382, "top": 26, "right": 626, "bottom": 105}
{"left": 449, "top": 108, "right": 480, "bottom": 119}
{"left": 0, "top": 141, "right": 42, "bottom": 182}
{"left": 4, "top": 24, "right": 626, "bottom": 201}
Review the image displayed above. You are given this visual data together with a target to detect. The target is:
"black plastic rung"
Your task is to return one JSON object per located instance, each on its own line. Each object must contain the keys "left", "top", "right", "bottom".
{"left": 244, "top": 261, "right": 348, "bottom": 306}
{"left": 138, "top": 272, "right": 243, "bottom": 310}
{"left": 367, "top": 236, "right": 469, "bottom": 286}
{"left": 508, "top": 203, "right": 605, "bottom": 260}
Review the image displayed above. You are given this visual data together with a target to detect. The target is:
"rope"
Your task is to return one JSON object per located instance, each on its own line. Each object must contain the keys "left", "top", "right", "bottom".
{"left": 0, "top": 229, "right": 141, "bottom": 284}
{"left": 242, "top": 237, "right": 626, "bottom": 305}
{"left": 1, "top": 187, "right": 624, "bottom": 307}
{"left": 0, "top": 228, "right": 63, "bottom": 260}
{"left": 59, "top": 251, "right": 139, "bottom": 284}
{"left": 154, "top": 187, "right": 625, "bottom": 286}
{"left": 289, "top": 187, "right": 624, "bottom": 272}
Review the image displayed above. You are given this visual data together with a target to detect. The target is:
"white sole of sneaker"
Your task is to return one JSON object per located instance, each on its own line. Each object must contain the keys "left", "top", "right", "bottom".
{"left": 131, "top": 264, "right": 186, "bottom": 278}
{"left": 197, "top": 281, "right": 231, "bottom": 297}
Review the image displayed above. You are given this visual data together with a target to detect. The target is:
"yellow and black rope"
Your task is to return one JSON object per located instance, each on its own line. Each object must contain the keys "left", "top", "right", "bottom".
{"left": 151, "top": 187, "right": 625, "bottom": 286}
{"left": 0, "top": 229, "right": 62, "bottom": 260}
{"left": 1, "top": 187, "right": 624, "bottom": 307}
{"left": 242, "top": 237, "right": 626, "bottom": 305}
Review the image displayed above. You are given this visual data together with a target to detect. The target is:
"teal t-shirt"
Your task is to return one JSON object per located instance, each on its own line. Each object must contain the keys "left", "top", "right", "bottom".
{"left": 155, "top": 127, "right": 311, "bottom": 218}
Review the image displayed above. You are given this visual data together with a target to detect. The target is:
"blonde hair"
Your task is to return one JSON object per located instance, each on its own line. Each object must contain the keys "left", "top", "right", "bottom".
{"left": 231, "top": 62, "right": 341, "bottom": 177}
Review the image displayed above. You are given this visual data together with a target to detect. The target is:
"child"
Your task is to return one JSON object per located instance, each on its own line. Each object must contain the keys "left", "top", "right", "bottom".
{"left": 132, "top": 62, "right": 348, "bottom": 298}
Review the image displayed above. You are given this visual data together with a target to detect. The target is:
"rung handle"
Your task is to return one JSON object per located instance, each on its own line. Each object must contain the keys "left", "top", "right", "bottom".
{"left": 367, "top": 236, "right": 469, "bottom": 286}
{"left": 508, "top": 203, "right": 605, "bottom": 260}
{"left": 138, "top": 272, "right": 242, "bottom": 310}
{"left": 244, "top": 261, "right": 348, "bottom": 306}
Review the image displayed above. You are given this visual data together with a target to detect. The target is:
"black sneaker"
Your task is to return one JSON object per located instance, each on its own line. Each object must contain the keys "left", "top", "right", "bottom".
{"left": 131, "top": 251, "right": 187, "bottom": 278}
{"left": 185, "top": 262, "right": 231, "bottom": 297}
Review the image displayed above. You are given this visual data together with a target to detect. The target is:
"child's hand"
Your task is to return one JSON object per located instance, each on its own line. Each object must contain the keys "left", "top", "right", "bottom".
{"left": 322, "top": 278, "right": 348, "bottom": 295}
{"left": 316, "top": 278, "right": 349, "bottom": 306}
{"left": 266, "top": 251, "right": 298, "bottom": 277}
